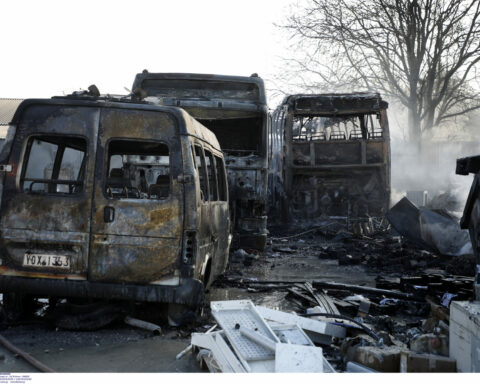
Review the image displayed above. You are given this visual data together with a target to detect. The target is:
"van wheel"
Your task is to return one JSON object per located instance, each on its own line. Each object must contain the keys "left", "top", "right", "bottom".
{"left": 2, "top": 293, "right": 35, "bottom": 323}
{"left": 167, "top": 303, "right": 197, "bottom": 326}
{"left": 53, "top": 301, "right": 124, "bottom": 331}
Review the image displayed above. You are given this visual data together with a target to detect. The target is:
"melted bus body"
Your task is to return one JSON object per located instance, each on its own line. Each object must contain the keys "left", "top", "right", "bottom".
{"left": 132, "top": 72, "right": 269, "bottom": 250}
{"left": 270, "top": 93, "right": 391, "bottom": 223}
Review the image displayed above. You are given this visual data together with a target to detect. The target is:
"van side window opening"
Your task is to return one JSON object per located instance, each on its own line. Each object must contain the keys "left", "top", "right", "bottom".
{"left": 194, "top": 145, "right": 208, "bottom": 201}
{"left": 191, "top": 145, "right": 197, "bottom": 169}
{"left": 204, "top": 150, "right": 218, "bottom": 201}
{"left": 106, "top": 140, "right": 170, "bottom": 200}
{"left": 215, "top": 155, "right": 227, "bottom": 201}
{"left": 21, "top": 136, "right": 86, "bottom": 195}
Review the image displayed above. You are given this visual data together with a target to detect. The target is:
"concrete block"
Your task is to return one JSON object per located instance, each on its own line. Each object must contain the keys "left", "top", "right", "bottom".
{"left": 351, "top": 346, "right": 404, "bottom": 372}
{"left": 400, "top": 351, "right": 456, "bottom": 372}
{"left": 410, "top": 333, "right": 449, "bottom": 356}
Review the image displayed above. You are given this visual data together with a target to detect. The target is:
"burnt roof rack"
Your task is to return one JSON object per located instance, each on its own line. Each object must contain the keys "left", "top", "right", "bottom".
{"left": 52, "top": 84, "right": 147, "bottom": 105}
{"left": 53, "top": 94, "right": 146, "bottom": 105}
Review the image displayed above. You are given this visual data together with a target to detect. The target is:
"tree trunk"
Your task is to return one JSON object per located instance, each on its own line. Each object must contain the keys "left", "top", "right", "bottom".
{"left": 408, "top": 106, "right": 422, "bottom": 154}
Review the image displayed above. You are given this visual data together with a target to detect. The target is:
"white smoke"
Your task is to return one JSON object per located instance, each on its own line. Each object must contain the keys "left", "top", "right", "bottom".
{"left": 389, "top": 101, "right": 480, "bottom": 213}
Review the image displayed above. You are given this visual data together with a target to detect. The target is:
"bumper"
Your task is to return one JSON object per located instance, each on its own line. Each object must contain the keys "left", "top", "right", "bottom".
{"left": 0, "top": 275, "right": 204, "bottom": 307}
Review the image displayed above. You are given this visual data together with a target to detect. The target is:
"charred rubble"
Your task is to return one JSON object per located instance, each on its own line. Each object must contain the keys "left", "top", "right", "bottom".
{"left": 210, "top": 212, "right": 474, "bottom": 372}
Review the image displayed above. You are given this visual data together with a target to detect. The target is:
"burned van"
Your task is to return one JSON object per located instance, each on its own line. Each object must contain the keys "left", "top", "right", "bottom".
{"left": 270, "top": 93, "right": 391, "bottom": 223}
{"left": 0, "top": 96, "right": 230, "bottom": 316}
{"left": 132, "top": 72, "right": 269, "bottom": 251}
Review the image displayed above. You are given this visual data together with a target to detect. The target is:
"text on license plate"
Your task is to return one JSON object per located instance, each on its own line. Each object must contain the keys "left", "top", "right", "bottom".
{"left": 23, "top": 254, "right": 70, "bottom": 269}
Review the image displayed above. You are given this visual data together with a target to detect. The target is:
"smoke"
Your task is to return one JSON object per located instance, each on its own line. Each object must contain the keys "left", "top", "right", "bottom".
{"left": 389, "top": 101, "right": 480, "bottom": 213}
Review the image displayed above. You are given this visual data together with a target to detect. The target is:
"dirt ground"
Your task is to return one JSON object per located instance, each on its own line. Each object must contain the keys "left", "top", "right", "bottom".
{"left": 0, "top": 226, "right": 472, "bottom": 373}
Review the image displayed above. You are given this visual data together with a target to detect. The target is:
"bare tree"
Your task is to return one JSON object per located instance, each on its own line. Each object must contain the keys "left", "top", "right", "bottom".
{"left": 280, "top": 0, "right": 480, "bottom": 147}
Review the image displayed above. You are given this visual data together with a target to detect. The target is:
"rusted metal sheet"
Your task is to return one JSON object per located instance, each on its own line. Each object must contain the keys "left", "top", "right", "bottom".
{"left": 269, "top": 93, "right": 391, "bottom": 224}
{"left": 0, "top": 95, "right": 230, "bottom": 306}
{"left": 132, "top": 71, "right": 269, "bottom": 251}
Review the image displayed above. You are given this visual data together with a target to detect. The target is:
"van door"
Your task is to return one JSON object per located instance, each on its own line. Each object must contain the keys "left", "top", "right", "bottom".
{"left": 204, "top": 149, "right": 230, "bottom": 279}
{"left": 89, "top": 108, "right": 184, "bottom": 284}
{"left": 192, "top": 144, "right": 214, "bottom": 282}
{"left": 0, "top": 105, "right": 97, "bottom": 278}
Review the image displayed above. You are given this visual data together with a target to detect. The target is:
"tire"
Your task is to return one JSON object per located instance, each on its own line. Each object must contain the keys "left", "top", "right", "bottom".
{"left": 53, "top": 301, "right": 123, "bottom": 331}
{"left": 167, "top": 303, "right": 197, "bottom": 326}
{"left": 2, "top": 293, "right": 35, "bottom": 323}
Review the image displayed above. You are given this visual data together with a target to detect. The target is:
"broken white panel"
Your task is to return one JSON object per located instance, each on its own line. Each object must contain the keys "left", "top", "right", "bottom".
{"left": 191, "top": 330, "right": 275, "bottom": 373}
{"left": 271, "top": 324, "right": 335, "bottom": 373}
{"left": 239, "top": 325, "right": 276, "bottom": 351}
{"left": 211, "top": 300, "right": 280, "bottom": 362}
{"left": 197, "top": 349, "right": 222, "bottom": 373}
{"left": 272, "top": 324, "right": 313, "bottom": 346}
{"left": 245, "top": 359, "right": 276, "bottom": 372}
{"left": 204, "top": 301, "right": 336, "bottom": 373}
{"left": 191, "top": 331, "right": 246, "bottom": 373}
{"left": 275, "top": 344, "right": 324, "bottom": 373}
{"left": 256, "top": 306, "right": 346, "bottom": 339}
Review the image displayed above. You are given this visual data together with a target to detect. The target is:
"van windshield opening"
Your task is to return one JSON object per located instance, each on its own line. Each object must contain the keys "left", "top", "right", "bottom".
{"left": 198, "top": 117, "right": 263, "bottom": 155}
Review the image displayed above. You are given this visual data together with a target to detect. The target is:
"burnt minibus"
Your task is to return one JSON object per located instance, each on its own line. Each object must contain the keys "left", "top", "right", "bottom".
{"left": 0, "top": 95, "right": 230, "bottom": 322}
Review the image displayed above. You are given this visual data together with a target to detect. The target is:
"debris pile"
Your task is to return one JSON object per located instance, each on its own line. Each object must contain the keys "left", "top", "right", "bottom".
{"left": 209, "top": 201, "right": 476, "bottom": 372}
{"left": 198, "top": 275, "right": 461, "bottom": 372}
{"left": 188, "top": 300, "right": 334, "bottom": 372}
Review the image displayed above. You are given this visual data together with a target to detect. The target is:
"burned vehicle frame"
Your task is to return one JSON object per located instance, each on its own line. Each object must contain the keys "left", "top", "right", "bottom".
{"left": 132, "top": 71, "right": 269, "bottom": 251}
{"left": 0, "top": 96, "right": 230, "bottom": 317}
{"left": 270, "top": 93, "right": 391, "bottom": 224}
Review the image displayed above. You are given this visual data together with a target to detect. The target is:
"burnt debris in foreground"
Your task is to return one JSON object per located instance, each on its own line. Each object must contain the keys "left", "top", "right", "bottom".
{"left": 0, "top": 216, "right": 474, "bottom": 372}
{"left": 205, "top": 220, "right": 473, "bottom": 372}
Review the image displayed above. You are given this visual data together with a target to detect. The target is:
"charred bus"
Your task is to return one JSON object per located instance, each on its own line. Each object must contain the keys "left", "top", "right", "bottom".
{"left": 270, "top": 93, "right": 391, "bottom": 223}
{"left": 0, "top": 94, "right": 230, "bottom": 321}
{"left": 132, "top": 71, "right": 269, "bottom": 251}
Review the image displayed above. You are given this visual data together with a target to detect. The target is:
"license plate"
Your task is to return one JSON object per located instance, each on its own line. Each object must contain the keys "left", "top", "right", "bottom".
{"left": 23, "top": 253, "right": 70, "bottom": 269}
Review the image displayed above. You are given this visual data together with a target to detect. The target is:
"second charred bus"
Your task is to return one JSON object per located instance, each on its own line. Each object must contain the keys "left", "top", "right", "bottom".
{"left": 132, "top": 71, "right": 269, "bottom": 250}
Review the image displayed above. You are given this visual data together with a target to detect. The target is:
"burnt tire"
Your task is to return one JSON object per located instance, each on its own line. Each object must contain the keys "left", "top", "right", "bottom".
{"left": 167, "top": 303, "right": 197, "bottom": 326}
{"left": 54, "top": 302, "right": 123, "bottom": 331}
{"left": 2, "top": 293, "right": 35, "bottom": 323}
